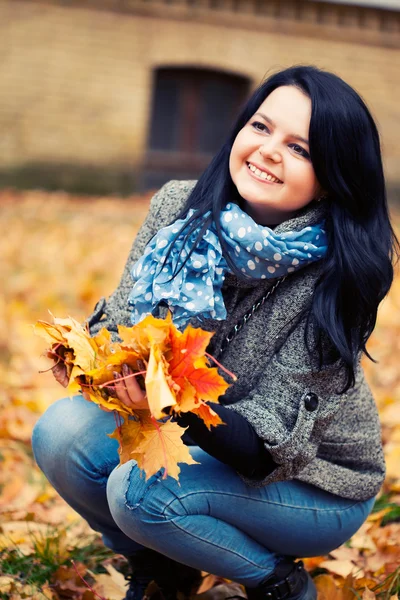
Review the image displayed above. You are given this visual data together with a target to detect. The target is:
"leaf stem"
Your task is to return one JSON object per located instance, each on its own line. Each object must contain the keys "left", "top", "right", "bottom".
{"left": 38, "top": 360, "right": 62, "bottom": 374}
{"left": 205, "top": 352, "right": 237, "bottom": 381}
{"left": 99, "top": 370, "right": 147, "bottom": 388}
{"left": 71, "top": 560, "right": 106, "bottom": 600}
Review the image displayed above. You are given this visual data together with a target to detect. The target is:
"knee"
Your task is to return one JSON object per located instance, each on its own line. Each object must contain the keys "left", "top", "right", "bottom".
{"left": 32, "top": 395, "right": 90, "bottom": 472}
{"left": 107, "top": 462, "right": 187, "bottom": 538}
{"left": 106, "top": 462, "right": 141, "bottom": 539}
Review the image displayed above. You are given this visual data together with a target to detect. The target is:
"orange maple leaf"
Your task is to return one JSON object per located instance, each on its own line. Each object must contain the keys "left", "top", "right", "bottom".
{"left": 169, "top": 324, "right": 213, "bottom": 376}
{"left": 183, "top": 367, "right": 230, "bottom": 403}
{"left": 191, "top": 401, "right": 224, "bottom": 430}
{"left": 169, "top": 326, "right": 229, "bottom": 403}
{"left": 175, "top": 380, "right": 200, "bottom": 413}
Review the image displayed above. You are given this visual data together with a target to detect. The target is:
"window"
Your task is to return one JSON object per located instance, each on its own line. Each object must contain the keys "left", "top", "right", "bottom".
{"left": 142, "top": 67, "right": 250, "bottom": 190}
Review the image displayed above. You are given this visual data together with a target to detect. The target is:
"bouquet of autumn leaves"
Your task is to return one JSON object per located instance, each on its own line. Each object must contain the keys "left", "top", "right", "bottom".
{"left": 35, "top": 313, "right": 234, "bottom": 481}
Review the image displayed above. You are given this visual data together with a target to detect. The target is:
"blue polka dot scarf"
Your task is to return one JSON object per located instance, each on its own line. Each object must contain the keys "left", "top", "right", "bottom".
{"left": 129, "top": 202, "right": 328, "bottom": 328}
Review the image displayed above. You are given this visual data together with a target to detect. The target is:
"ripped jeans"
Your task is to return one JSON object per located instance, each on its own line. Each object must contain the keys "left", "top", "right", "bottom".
{"left": 32, "top": 395, "right": 375, "bottom": 587}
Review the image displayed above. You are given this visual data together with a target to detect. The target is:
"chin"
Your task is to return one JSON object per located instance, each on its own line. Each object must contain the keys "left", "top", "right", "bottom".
{"left": 237, "top": 185, "right": 269, "bottom": 205}
{"left": 243, "top": 195, "right": 276, "bottom": 212}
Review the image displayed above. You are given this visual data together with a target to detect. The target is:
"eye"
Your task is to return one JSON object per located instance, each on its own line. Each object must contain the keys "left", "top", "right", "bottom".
{"left": 290, "top": 143, "right": 310, "bottom": 159}
{"left": 251, "top": 121, "right": 270, "bottom": 133}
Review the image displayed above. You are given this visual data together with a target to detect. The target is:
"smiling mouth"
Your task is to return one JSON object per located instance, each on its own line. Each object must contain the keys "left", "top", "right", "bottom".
{"left": 246, "top": 162, "right": 283, "bottom": 184}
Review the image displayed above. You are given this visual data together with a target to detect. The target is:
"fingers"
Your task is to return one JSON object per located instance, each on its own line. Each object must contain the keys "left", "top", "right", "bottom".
{"left": 98, "top": 370, "right": 142, "bottom": 413}
{"left": 122, "top": 364, "right": 145, "bottom": 404}
{"left": 113, "top": 371, "right": 136, "bottom": 409}
{"left": 113, "top": 365, "right": 148, "bottom": 410}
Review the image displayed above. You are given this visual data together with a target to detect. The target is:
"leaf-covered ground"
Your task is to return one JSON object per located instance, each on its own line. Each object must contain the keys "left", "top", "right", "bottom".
{"left": 0, "top": 189, "right": 399, "bottom": 600}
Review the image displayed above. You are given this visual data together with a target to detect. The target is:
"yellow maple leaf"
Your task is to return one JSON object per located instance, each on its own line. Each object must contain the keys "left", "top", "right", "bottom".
{"left": 133, "top": 418, "right": 199, "bottom": 481}
{"left": 118, "top": 313, "right": 172, "bottom": 355}
{"left": 108, "top": 416, "right": 147, "bottom": 465}
{"left": 92, "top": 327, "right": 112, "bottom": 349}
{"left": 85, "top": 348, "right": 142, "bottom": 386}
{"left": 33, "top": 321, "right": 67, "bottom": 345}
{"left": 61, "top": 332, "right": 97, "bottom": 372}
{"left": 35, "top": 315, "right": 98, "bottom": 372}
{"left": 80, "top": 386, "right": 134, "bottom": 415}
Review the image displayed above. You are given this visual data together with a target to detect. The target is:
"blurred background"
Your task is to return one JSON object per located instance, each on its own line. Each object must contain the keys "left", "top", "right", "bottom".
{"left": 1, "top": 2, "right": 400, "bottom": 599}
{"left": 1, "top": 0, "right": 399, "bottom": 196}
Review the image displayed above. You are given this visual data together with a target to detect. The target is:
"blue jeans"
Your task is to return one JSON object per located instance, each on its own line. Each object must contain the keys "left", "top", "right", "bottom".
{"left": 32, "top": 395, "right": 375, "bottom": 587}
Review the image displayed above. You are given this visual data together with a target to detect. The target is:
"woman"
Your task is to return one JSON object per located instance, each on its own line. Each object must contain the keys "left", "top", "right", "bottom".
{"left": 32, "top": 66, "right": 398, "bottom": 600}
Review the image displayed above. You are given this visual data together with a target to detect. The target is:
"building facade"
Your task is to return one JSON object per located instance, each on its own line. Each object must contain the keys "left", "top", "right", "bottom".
{"left": 1, "top": 0, "right": 399, "bottom": 194}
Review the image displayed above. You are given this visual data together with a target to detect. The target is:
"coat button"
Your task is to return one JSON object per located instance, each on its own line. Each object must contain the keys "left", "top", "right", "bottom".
{"left": 304, "top": 392, "right": 319, "bottom": 412}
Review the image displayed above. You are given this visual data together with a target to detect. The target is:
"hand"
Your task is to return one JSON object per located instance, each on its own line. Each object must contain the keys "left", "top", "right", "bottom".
{"left": 113, "top": 364, "right": 149, "bottom": 411}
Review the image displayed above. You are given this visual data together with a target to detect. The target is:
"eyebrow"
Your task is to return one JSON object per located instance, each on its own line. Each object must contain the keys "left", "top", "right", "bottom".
{"left": 254, "top": 112, "right": 310, "bottom": 146}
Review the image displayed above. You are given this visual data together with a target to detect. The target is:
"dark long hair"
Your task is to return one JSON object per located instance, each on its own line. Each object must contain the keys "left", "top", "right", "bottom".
{"left": 166, "top": 65, "right": 399, "bottom": 392}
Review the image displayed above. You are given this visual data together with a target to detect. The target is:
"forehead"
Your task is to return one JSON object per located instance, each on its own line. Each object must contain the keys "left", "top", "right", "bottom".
{"left": 253, "top": 86, "right": 312, "bottom": 135}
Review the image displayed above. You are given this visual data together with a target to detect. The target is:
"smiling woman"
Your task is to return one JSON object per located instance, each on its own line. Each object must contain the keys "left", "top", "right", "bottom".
{"left": 32, "top": 65, "right": 399, "bottom": 600}
{"left": 229, "top": 86, "right": 320, "bottom": 225}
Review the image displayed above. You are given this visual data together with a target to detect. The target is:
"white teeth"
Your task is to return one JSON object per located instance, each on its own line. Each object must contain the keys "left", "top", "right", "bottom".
{"left": 247, "top": 163, "right": 281, "bottom": 183}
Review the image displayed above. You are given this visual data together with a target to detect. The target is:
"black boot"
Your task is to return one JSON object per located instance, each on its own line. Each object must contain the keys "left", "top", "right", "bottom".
{"left": 123, "top": 548, "right": 203, "bottom": 600}
{"left": 245, "top": 560, "right": 316, "bottom": 600}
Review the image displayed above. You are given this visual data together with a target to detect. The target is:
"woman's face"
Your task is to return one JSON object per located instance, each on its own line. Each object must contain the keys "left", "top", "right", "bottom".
{"left": 229, "top": 85, "right": 321, "bottom": 226}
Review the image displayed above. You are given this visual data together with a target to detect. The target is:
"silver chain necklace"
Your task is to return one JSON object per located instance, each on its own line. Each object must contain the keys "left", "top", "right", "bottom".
{"left": 220, "top": 276, "right": 286, "bottom": 352}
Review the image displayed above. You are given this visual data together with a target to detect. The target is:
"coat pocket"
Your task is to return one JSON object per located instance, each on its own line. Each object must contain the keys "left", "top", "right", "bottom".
{"left": 264, "top": 389, "right": 322, "bottom": 464}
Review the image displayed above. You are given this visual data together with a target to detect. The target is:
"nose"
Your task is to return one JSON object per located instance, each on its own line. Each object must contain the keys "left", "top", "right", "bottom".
{"left": 258, "top": 140, "right": 282, "bottom": 162}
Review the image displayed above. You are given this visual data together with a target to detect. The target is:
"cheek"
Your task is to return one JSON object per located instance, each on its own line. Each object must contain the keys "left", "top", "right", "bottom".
{"left": 230, "top": 131, "right": 248, "bottom": 163}
{"left": 229, "top": 140, "right": 243, "bottom": 177}
{"left": 291, "top": 164, "right": 318, "bottom": 196}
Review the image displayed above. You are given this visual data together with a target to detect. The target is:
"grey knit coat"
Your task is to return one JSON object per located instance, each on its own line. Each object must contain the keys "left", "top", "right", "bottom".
{"left": 87, "top": 180, "right": 386, "bottom": 501}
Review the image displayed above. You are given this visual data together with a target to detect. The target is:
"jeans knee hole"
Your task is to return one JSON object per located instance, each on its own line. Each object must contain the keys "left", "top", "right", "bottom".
{"left": 124, "top": 465, "right": 165, "bottom": 511}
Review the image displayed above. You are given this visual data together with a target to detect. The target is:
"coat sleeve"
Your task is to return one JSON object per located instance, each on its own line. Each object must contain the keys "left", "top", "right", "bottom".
{"left": 224, "top": 320, "right": 348, "bottom": 487}
{"left": 85, "top": 180, "right": 184, "bottom": 338}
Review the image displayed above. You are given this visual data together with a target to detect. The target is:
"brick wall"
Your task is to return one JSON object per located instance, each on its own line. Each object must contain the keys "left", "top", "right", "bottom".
{"left": 0, "top": 0, "right": 399, "bottom": 193}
